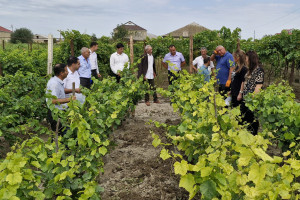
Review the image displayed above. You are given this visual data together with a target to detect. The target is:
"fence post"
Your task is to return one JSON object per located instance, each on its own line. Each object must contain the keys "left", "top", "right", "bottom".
{"left": 47, "top": 34, "right": 53, "bottom": 75}
{"left": 2, "top": 40, "right": 4, "bottom": 50}
{"left": 130, "top": 36, "right": 134, "bottom": 66}
{"left": 0, "top": 63, "right": 3, "bottom": 76}
{"left": 70, "top": 39, "right": 74, "bottom": 57}
{"left": 189, "top": 36, "right": 194, "bottom": 74}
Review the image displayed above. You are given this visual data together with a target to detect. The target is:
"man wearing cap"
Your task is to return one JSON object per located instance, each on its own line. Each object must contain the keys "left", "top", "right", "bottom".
{"left": 162, "top": 45, "right": 186, "bottom": 85}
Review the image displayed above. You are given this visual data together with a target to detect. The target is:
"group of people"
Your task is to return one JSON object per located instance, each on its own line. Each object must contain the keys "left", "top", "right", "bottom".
{"left": 46, "top": 42, "right": 264, "bottom": 135}
{"left": 158, "top": 44, "right": 264, "bottom": 135}
{"left": 194, "top": 45, "right": 263, "bottom": 135}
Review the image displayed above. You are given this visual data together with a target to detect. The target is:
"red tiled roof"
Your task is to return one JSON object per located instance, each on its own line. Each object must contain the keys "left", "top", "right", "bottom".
{"left": 0, "top": 26, "right": 12, "bottom": 33}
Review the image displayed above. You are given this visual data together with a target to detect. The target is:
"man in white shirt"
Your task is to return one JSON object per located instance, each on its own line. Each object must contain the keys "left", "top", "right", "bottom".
{"left": 138, "top": 45, "right": 159, "bottom": 106}
{"left": 63, "top": 56, "right": 85, "bottom": 104}
{"left": 89, "top": 42, "right": 101, "bottom": 80}
{"left": 192, "top": 47, "right": 215, "bottom": 73}
{"left": 110, "top": 43, "right": 129, "bottom": 83}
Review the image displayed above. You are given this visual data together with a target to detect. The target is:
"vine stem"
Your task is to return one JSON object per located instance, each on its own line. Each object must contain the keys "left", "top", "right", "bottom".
{"left": 55, "top": 118, "right": 60, "bottom": 153}
{"left": 213, "top": 83, "right": 218, "bottom": 120}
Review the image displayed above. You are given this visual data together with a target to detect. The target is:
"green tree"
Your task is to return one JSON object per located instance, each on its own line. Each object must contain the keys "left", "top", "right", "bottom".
{"left": 91, "top": 33, "right": 97, "bottom": 42}
{"left": 11, "top": 28, "right": 33, "bottom": 43}
{"left": 59, "top": 30, "right": 90, "bottom": 62}
{"left": 111, "top": 24, "right": 129, "bottom": 41}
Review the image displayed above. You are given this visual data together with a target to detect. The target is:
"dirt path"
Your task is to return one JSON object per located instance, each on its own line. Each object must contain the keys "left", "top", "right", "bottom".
{"left": 99, "top": 98, "right": 189, "bottom": 200}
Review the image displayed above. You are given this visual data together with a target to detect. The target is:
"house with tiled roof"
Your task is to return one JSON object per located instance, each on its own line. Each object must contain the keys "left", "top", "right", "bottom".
{"left": 163, "top": 22, "right": 209, "bottom": 38}
{"left": 0, "top": 26, "right": 12, "bottom": 42}
{"left": 114, "top": 21, "right": 156, "bottom": 41}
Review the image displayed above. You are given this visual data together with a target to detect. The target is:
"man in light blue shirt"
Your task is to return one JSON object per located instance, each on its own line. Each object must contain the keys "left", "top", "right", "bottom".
{"left": 162, "top": 45, "right": 186, "bottom": 85}
{"left": 46, "top": 64, "right": 75, "bottom": 134}
{"left": 78, "top": 47, "right": 92, "bottom": 89}
{"left": 198, "top": 57, "right": 211, "bottom": 82}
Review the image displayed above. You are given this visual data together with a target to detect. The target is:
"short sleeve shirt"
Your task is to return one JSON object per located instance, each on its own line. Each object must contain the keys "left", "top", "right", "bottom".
{"left": 193, "top": 56, "right": 215, "bottom": 72}
{"left": 163, "top": 52, "right": 185, "bottom": 71}
{"left": 78, "top": 55, "right": 91, "bottom": 78}
{"left": 243, "top": 67, "right": 264, "bottom": 96}
{"left": 46, "top": 76, "right": 67, "bottom": 110}
{"left": 215, "top": 52, "right": 235, "bottom": 85}
{"left": 198, "top": 65, "right": 210, "bottom": 82}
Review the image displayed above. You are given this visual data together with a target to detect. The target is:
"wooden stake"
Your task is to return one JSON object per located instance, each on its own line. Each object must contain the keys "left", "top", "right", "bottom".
{"left": 55, "top": 118, "right": 60, "bottom": 153}
{"left": 47, "top": 34, "right": 53, "bottom": 75}
{"left": 189, "top": 36, "right": 194, "bottom": 74}
{"left": 237, "top": 38, "right": 240, "bottom": 51}
{"left": 2, "top": 40, "right": 4, "bottom": 50}
{"left": 0, "top": 63, "right": 3, "bottom": 76}
{"left": 130, "top": 36, "right": 134, "bottom": 67}
{"left": 72, "top": 82, "right": 75, "bottom": 96}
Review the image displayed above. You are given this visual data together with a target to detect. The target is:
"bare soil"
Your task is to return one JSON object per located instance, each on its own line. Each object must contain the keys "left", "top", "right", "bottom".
{"left": 99, "top": 97, "right": 189, "bottom": 200}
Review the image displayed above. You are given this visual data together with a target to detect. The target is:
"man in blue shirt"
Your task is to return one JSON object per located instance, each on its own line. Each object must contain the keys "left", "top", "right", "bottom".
{"left": 78, "top": 47, "right": 92, "bottom": 89}
{"left": 162, "top": 45, "right": 186, "bottom": 85}
{"left": 211, "top": 45, "right": 235, "bottom": 96}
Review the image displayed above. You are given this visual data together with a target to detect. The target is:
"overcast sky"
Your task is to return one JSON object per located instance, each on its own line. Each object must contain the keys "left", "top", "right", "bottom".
{"left": 0, "top": 0, "right": 299, "bottom": 40}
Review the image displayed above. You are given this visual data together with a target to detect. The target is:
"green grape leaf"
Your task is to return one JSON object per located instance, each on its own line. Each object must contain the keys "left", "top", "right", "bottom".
{"left": 174, "top": 160, "right": 189, "bottom": 175}
{"left": 160, "top": 148, "right": 171, "bottom": 160}
{"left": 179, "top": 173, "right": 195, "bottom": 194}
{"left": 99, "top": 147, "right": 107, "bottom": 155}
{"left": 200, "top": 180, "right": 218, "bottom": 200}
{"left": 6, "top": 172, "right": 22, "bottom": 185}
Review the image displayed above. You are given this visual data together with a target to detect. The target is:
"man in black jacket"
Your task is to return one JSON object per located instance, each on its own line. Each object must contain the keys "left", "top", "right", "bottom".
{"left": 138, "top": 45, "right": 159, "bottom": 106}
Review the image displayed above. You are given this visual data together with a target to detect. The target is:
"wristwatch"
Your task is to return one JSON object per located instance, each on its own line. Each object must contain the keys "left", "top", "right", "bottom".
{"left": 239, "top": 91, "right": 243, "bottom": 94}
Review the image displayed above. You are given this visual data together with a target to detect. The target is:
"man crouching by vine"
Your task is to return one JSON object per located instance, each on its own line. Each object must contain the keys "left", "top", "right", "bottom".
{"left": 46, "top": 64, "right": 76, "bottom": 135}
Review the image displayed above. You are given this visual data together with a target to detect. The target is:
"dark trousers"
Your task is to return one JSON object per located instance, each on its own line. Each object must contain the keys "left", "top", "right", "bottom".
{"left": 231, "top": 95, "right": 242, "bottom": 108}
{"left": 113, "top": 73, "right": 121, "bottom": 83}
{"left": 218, "top": 84, "right": 230, "bottom": 98}
{"left": 168, "top": 70, "right": 180, "bottom": 85}
{"left": 91, "top": 69, "right": 98, "bottom": 80}
{"left": 80, "top": 77, "right": 91, "bottom": 89}
{"left": 240, "top": 102, "right": 259, "bottom": 135}
{"left": 144, "top": 79, "right": 158, "bottom": 102}
{"left": 47, "top": 109, "right": 66, "bottom": 136}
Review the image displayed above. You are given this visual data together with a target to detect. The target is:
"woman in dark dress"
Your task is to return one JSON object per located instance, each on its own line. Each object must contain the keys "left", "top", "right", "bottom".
{"left": 238, "top": 51, "right": 264, "bottom": 135}
{"left": 230, "top": 49, "right": 248, "bottom": 107}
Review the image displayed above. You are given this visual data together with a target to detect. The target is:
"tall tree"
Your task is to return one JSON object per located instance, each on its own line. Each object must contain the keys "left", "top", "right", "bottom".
{"left": 111, "top": 24, "right": 129, "bottom": 41}
{"left": 11, "top": 28, "right": 33, "bottom": 43}
{"left": 91, "top": 33, "right": 97, "bottom": 42}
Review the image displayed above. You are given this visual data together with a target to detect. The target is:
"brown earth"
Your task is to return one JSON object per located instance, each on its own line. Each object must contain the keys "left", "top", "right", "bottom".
{"left": 99, "top": 97, "right": 189, "bottom": 200}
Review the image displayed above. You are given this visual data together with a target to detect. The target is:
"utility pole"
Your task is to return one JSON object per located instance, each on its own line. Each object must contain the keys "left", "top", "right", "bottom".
{"left": 254, "top": 30, "right": 256, "bottom": 40}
